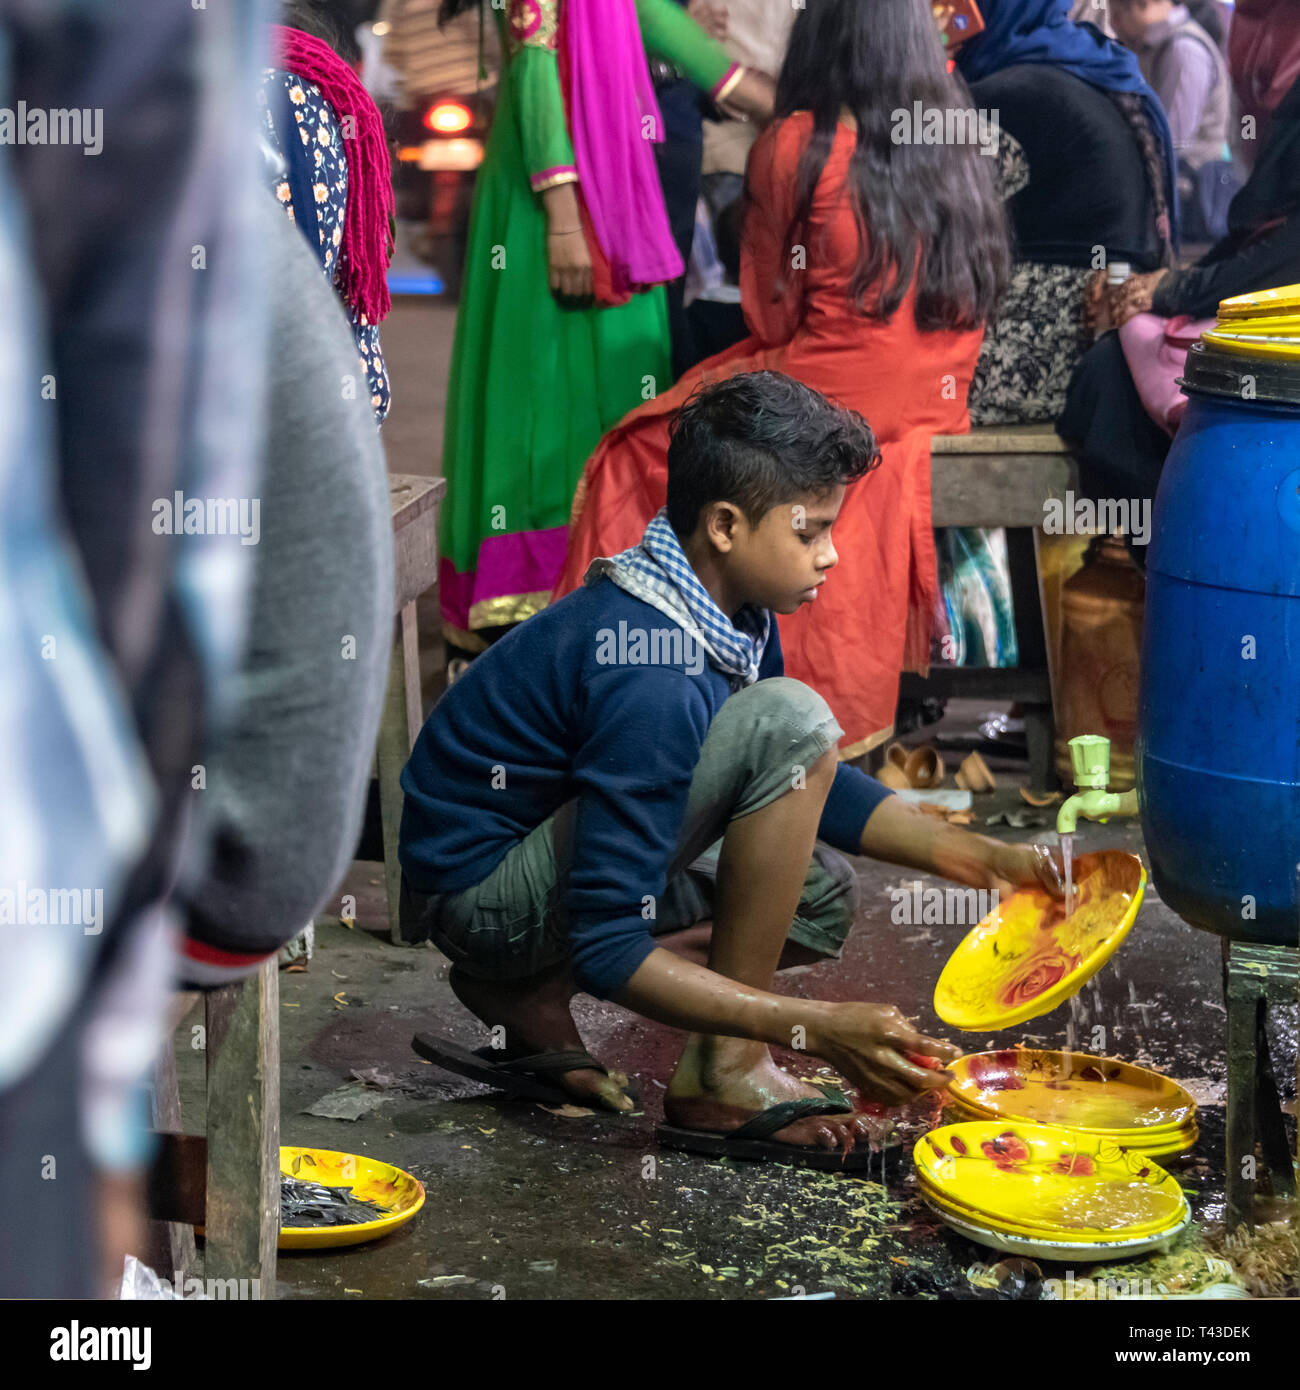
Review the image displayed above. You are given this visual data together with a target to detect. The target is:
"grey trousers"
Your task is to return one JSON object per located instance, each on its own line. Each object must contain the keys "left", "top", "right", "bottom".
{"left": 404, "top": 678, "right": 861, "bottom": 983}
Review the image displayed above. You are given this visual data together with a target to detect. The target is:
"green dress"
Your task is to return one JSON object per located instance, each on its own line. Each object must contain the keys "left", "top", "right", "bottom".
{"left": 438, "top": 0, "right": 736, "bottom": 644}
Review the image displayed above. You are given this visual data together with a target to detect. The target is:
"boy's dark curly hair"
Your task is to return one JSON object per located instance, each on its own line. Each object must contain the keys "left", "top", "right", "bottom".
{"left": 665, "top": 372, "right": 880, "bottom": 538}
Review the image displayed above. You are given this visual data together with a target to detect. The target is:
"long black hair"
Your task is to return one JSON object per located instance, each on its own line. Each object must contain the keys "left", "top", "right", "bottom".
{"left": 762, "top": 0, "right": 1010, "bottom": 332}
{"left": 438, "top": 0, "right": 482, "bottom": 22}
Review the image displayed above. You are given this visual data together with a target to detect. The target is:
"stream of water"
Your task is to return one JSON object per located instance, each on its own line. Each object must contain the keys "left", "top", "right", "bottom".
{"left": 1061, "top": 832, "right": 1075, "bottom": 919}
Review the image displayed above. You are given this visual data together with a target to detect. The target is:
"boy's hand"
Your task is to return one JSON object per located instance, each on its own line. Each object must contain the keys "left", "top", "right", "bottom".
{"left": 980, "top": 840, "right": 1066, "bottom": 899}
{"left": 859, "top": 798, "right": 1063, "bottom": 901}
{"left": 809, "top": 1004, "right": 959, "bottom": 1106}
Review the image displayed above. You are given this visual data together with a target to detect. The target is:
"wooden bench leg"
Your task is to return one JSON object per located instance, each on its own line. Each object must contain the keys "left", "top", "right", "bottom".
{"left": 1255, "top": 1011, "right": 1297, "bottom": 1201}
{"left": 1224, "top": 948, "right": 1259, "bottom": 1233}
{"left": 204, "top": 961, "right": 279, "bottom": 1297}
{"left": 149, "top": 1040, "right": 200, "bottom": 1284}
{"left": 378, "top": 604, "right": 422, "bottom": 944}
{"left": 1007, "top": 529, "right": 1057, "bottom": 795}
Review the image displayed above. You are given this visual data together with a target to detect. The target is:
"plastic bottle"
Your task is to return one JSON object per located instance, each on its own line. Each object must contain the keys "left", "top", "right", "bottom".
{"left": 1054, "top": 535, "right": 1145, "bottom": 791}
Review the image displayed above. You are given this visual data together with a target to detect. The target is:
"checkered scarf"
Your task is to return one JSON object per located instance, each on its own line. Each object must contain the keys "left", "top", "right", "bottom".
{"left": 583, "top": 509, "right": 771, "bottom": 687}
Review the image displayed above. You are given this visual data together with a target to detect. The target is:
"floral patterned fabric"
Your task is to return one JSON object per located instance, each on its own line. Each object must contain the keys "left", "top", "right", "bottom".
{"left": 506, "top": 0, "right": 560, "bottom": 54}
{"left": 258, "top": 68, "right": 390, "bottom": 423}
{"left": 968, "top": 129, "right": 1092, "bottom": 426}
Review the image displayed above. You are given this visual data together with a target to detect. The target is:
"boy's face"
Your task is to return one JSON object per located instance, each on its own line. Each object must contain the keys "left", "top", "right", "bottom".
{"left": 1109, "top": 0, "right": 1171, "bottom": 45}
{"left": 720, "top": 487, "right": 846, "bottom": 616}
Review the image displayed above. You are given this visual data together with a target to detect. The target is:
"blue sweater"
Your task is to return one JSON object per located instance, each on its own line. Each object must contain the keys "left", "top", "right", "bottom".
{"left": 399, "top": 579, "right": 892, "bottom": 998}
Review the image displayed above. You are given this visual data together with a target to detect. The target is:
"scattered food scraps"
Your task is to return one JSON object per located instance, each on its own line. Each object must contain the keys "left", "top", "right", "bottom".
{"left": 536, "top": 1102, "right": 596, "bottom": 1118}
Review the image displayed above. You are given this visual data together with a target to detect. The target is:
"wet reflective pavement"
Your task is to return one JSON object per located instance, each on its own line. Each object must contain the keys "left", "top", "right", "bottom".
{"left": 170, "top": 765, "right": 1292, "bottom": 1299}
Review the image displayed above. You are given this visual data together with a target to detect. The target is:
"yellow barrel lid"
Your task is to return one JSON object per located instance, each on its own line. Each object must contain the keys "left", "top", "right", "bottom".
{"left": 1201, "top": 326, "right": 1300, "bottom": 361}
{"left": 1217, "top": 283, "right": 1300, "bottom": 322}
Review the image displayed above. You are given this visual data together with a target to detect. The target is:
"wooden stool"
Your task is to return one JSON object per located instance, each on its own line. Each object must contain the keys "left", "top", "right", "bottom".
{"left": 901, "top": 426, "right": 1078, "bottom": 795}
{"left": 148, "top": 962, "right": 279, "bottom": 1295}
{"left": 1223, "top": 939, "right": 1298, "bottom": 1231}
{"left": 379, "top": 474, "right": 446, "bottom": 943}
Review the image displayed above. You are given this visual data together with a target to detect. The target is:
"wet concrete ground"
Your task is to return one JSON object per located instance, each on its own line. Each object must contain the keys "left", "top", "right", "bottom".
{"left": 168, "top": 714, "right": 1295, "bottom": 1301}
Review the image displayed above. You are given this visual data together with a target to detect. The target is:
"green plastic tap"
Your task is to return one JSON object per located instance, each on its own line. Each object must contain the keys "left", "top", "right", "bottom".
{"left": 1056, "top": 735, "right": 1139, "bottom": 834}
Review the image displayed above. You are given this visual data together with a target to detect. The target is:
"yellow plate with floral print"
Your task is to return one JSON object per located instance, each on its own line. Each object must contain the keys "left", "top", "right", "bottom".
{"left": 947, "top": 1049, "right": 1196, "bottom": 1136}
{"left": 277, "top": 1147, "right": 425, "bottom": 1250}
{"left": 946, "top": 1102, "right": 1199, "bottom": 1159}
{"left": 934, "top": 850, "right": 1145, "bottom": 1031}
{"left": 915, "top": 1121, "right": 1187, "bottom": 1241}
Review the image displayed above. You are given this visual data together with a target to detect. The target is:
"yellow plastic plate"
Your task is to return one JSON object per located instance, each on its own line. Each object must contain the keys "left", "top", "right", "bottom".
{"left": 924, "top": 1200, "right": 1191, "bottom": 1263}
{"left": 946, "top": 1102, "right": 1198, "bottom": 1159}
{"left": 948, "top": 1049, "right": 1196, "bottom": 1135}
{"left": 934, "top": 850, "right": 1145, "bottom": 1030}
{"left": 1201, "top": 326, "right": 1300, "bottom": 361}
{"left": 914, "top": 1121, "right": 1187, "bottom": 1239}
{"left": 1217, "top": 283, "right": 1300, "bottom": 321}
{"left": 916, "top": 1172, "right": 1188, "bottom": 1243}
{"left": 278, "top": 1147, "right": 425, "bottom": 1250}
{"left": 914, "top": 1163, "right": 1190, "bottom": 1243}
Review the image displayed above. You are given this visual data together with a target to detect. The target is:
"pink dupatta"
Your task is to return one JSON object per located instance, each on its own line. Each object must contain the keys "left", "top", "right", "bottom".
{"left": 559, "top": 0, "right": 684, "bottom": 300}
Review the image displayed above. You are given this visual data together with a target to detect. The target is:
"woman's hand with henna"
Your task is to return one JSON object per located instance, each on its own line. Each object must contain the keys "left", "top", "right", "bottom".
{"left": 1108, "top": 269, "right": 1169, "bottom": 329}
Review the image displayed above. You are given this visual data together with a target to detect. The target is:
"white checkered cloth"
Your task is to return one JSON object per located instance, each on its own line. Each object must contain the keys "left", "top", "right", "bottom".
{"left": 584, "top": 509, "right": 771, "bottom": 687}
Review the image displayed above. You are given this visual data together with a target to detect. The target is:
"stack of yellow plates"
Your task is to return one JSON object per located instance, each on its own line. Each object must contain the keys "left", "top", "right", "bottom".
{"left": 1202, "top": 283, "right": 1300, "bottom": 361}
{"left": 914, "top": 1121, "right": 1191, "bottom": 1262}
{"left": 946, "top": 1049, "right": 1198, "bottom": 1159}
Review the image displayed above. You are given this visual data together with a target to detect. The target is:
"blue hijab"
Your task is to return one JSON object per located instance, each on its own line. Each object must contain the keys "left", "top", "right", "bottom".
{"left": 957, "top": 0, "right": 1179, "bottom": 246}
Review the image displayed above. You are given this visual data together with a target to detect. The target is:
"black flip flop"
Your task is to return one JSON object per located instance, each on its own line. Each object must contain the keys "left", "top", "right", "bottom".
{"left": 411, "top": 1033, "right": 638, "bottom": 1108}
{"left": 655, "top": 1092, "right": 877, "bottom": 1171}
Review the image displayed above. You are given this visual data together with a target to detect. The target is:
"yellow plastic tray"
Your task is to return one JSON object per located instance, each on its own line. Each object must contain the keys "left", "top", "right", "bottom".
{"left": 948, "top": 1049, "right": 1196, "bottom": 1134}
{"left": 914, "top": 1121, "right": 1186, "bottom": 1240}
{"left": 1217, "top": 283, "right": 1300, "bottom": 321}
{"left": 934, "top": 850, "right": 1145, "bottom": 1031}
{"left": 277, "top": 1147, "right": 425, "bottom": 1251}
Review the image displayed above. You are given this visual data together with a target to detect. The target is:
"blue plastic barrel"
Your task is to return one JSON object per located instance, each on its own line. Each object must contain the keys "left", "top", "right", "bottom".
{"left": 1137, "top": 348, "right": 1300, "bottom": 944}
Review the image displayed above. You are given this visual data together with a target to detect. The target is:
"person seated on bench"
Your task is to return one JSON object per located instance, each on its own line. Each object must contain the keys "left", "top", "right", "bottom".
{"left": 959, "top": 0, "right": 1178, "bottom": 428}
{"left": 399, "top": 375, "right": 1060, "bottom": 1166}
{"left": 553, "top": 0, "right": 1011, "bottom": 758}
{"left": 1059, "top": 39, "right": 1300, "bottom": 550}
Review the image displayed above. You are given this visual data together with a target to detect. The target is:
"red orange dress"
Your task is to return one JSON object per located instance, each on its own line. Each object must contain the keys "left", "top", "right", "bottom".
{"left": 553, "top": 113, "right": 985, "bottom": 755}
